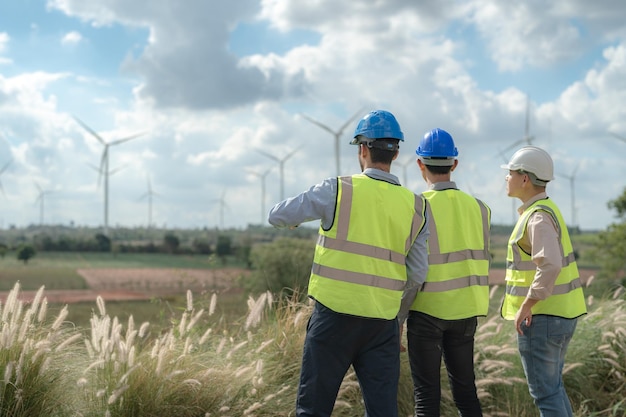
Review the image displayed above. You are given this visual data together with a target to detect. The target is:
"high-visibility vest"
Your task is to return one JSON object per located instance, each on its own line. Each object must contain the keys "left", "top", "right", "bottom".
{"left": 308, "top": 174, "right": 426, "bottom": 319}
{"left": 501, "top": 198, "right": 587, "bottom": 320}
{"left": 410, "top": 189, "right": 491, "bottom": 319}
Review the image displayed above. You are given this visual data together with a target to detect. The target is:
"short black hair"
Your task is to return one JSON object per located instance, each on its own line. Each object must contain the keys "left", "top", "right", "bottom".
{"left": 368, "top": 139, "right": 399, "bottom": 164}
{"left": 424, "top": 164, "right": 452, "bottom": 175}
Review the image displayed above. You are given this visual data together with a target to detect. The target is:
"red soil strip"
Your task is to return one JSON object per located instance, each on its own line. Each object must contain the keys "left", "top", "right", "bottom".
{"left": 0, "top": 267, "right": 249, "bottom": 304}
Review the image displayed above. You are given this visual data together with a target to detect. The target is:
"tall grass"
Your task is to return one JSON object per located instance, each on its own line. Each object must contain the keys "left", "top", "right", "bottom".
{"left": 0, "top": 281, "right": 624, "bottom": 416}
{"left": 0, "top": 282, "right": 81, "bottom": 416}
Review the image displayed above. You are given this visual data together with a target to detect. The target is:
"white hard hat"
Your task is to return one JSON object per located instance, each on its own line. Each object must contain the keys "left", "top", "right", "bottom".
{"left": 501, "top": 146, "right": 554, "bottom": 182}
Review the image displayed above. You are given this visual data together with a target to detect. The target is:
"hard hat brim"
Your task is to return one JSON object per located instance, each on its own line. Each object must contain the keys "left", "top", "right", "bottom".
{"left": 420, "top": 157, "right": 455, "bottom": 166}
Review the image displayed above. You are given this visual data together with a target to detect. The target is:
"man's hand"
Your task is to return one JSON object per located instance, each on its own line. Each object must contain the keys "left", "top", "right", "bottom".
{"left": 515, "top": 297, "right": 539, "bottom": 335}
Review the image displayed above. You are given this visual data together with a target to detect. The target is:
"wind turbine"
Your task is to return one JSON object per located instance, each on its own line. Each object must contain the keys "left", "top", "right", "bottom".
{"left": 557, "top": 163, "right": 580, "bottom": 229}
{"left": 34, "top": 183, "right": 54, "bottom": 226}
{"left": 247, "top": 167, "right": 273, "bottom": 224}
{"left": 0, "top": 159, "right": 12, "bottom": 197}
{"left": 74, "top": 117, "right": 145, "bottom": 236}
{"left": 300, "top": 108, "right": 364, "bottom": 176}
{"left": 138, "top": 176, "right": 159, "bottom": 228}
{"left": 257, "top": 147, "right": 299, "bottom": 201}
{"left": 211, "top": 190, "right": 229, "bottom": 229}
{"left": 502, "top": 95, "right": 535, "bottom": 154}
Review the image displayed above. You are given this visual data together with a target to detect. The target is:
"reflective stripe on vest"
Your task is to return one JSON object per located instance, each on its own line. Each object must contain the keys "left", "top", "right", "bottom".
{"left": 308, "top": 174, "right": 426, "bottom": 319}
{"left": 501, "top": 199, "right": 587, "bottom": 320}
{"left": 411, "top": 189, "right": 490, "bottom": 319}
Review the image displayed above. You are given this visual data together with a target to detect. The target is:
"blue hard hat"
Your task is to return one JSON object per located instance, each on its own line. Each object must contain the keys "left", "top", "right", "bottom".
{"left": 351, "top": 110, "right": 404, "bottom": 143}
{"left": 416, "top": 128, "right": 458, "bottom": 165}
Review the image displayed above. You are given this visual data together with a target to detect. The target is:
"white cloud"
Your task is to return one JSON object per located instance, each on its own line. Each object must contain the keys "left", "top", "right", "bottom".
{"left": 1, "top": 1, "right": 625, "bottom": 230}
{"left": 61, "top": 31, "right": 83, "bottom": 46}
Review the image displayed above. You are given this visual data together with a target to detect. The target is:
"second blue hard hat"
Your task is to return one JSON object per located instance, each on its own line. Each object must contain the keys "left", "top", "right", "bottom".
{"left": 416, "top": 128, "right": 458, "bottom": 166}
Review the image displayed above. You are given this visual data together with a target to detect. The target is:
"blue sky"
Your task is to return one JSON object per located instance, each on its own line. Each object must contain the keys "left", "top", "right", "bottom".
{"left": 1, "top": 0, "right": 626, "bottom": 231}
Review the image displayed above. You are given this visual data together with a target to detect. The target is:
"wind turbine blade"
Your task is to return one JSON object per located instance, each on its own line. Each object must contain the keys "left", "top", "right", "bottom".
{"left": 501, "top": 138, "right": 525, "bottom": 154}
{"left": 109, "top": 164, "right": 128, "bottom": 176}
{"left": 572, "top": 162, "right": 580, "bottom": 178}
{"left": 0, "top": 181, "right": 5, "bottom": 197}
{"left": 496, "top": 148, "right": 510, "bottom": 163}
{"left": 301, "top": 114, "right": 335, "bottom": 135}
{"left": 284, "top": 147, "right": 299, "bottom": 161}
{"left": 74, "top": 116, "right": 107, "bottom": 145}
{"left": 337, "top": 107, "right": 366, "bottom": 135}
{"left": 256, "top": 149, "right": 280, "bottom": 162}
{"left": 110, "top": 131, "right": 146, "bottom": 146}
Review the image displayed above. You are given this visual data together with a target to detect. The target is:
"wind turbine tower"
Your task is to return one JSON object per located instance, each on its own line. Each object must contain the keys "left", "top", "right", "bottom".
{"left": 34, "top": 183, "right": 54, "bottom": 226}
{"left": 301, "top": 108, "right": 364, "bottom": 176}
{"left": 257, "top": 148, "right": 299, "bottom": 201}
{"left": 248, "top": 167, "right": 273, "bottom": 224}
{"left": 74, "top": 117, "right": 145, "bottom": 236}
{"left": 211, "top": 190, "right": 228, "bottom": 230}
{"left": 138, "top": 176, "right": 159, "bottom": 228}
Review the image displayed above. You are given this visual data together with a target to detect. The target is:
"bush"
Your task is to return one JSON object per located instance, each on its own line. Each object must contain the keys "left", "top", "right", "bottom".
{"left": 16, "top": 244, "right": 36, "bottom": 264}
{"left": 243, "top": 237, "right": 315, "bottom": 296}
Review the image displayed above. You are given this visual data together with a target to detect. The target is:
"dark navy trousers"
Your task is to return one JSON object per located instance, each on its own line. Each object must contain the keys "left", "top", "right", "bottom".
{"left": 406, "top": 311, "right": 482, "bottom": 417}
{"left": 296, "top": 301, "right": 400, "bottom": 417}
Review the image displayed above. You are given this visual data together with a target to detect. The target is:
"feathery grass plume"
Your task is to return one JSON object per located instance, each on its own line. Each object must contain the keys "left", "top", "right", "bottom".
{"left": 209, "top": 293, "right": 217, "bottom": 316}
{"left": 586, "top": 274, "right": 595, "bottom": 287}
{"left": 187, "top": 309, "right": 205, "bottom": 333}
{"left": 199, "top": 328, "right": 212, "bottom": 345}
{"left": 138, "top": 321, "right": 150, "bottom": 338}
{"left": 36, "top": 297, "right": 47, "bottom": 323}
{"left": 588, "top": 294, "right": 595, "bottom": 306}
{"left": 489, "top": 285, "right": 500, "bottom": 299}
{"left": 96, "top": 295, "right": 106, "bottom": 316}
{"left": 245, "top": 291, "right": 273, "bottom": 330}
{"left": 186, "top": 290, "right": 193, "bottom": 312}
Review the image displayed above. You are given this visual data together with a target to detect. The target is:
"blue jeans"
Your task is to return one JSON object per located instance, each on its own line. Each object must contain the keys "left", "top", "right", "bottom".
{"left": 406, "top": 311, "right": 482, "bottom": 417}
{"left": 518, "top": 315, "right": 577, "bottom": 417}
{"left": 296, "top": 301, "right": 400, "bottom": 417}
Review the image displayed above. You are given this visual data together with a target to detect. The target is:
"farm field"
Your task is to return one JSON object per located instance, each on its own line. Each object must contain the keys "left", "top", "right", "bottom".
{"left": 0, "top": 251, "right": 252, "bottom": 329}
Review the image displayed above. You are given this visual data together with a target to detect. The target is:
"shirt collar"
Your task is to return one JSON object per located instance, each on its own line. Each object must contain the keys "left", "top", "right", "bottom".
{"left": 362, "top": 167, "right": 400, "bottom": 185}
{"left": 518, "top": 191, "right": 548, "bottom": 214}
{"left": 430, "top": 181, "right": 458, "bottom": 191}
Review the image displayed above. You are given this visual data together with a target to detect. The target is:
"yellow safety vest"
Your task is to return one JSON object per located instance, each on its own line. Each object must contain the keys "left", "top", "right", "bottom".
{"left": 501, "top": 198, "right": 587, "bottom": 320}
{"left": 410, "top": 189, "right": 491, "bottom": 319}
{"left": 308, "top": 174, "right": 426, "bottom": 319}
